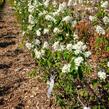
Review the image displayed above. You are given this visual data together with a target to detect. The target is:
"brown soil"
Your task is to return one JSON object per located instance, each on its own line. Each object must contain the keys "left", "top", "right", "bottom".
{"left": 0, "top": 3, "right": 60, "bottom": 109}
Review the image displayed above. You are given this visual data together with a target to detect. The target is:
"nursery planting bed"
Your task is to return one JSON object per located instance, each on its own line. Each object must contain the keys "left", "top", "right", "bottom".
{"left": 1, "top": 0, "right": 109, "bottom": 108}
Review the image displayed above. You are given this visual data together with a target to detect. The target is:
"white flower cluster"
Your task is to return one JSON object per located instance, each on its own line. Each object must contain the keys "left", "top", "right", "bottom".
{"left": 35, "top": 39, "right": 40, "bottom": 45}
{"left": 74, "top": 56, "right": 84, "bottom": 70}
{"left": 52, "top": 41, "right": 90, "bottom": 57}
{"left": 43, "top": 28, "right": 49, "bottom": 34}
{"left": 45, "top": 15, "right": 56, "bottom": 22}
{"left": 52, "top": 1, "right": 57, "bottom": 7}
{"left": 38, "top": 10, "right": 47, "bottom": 17}
{"left": 98, "top": 70, "right": 106, "bottom": 80}
{"left": 62, "top": 16, "right": 73, "bottom": 23}
{"left": 44, "top": 0, "right": 50, "bottom": 7}
{"left": 36, "top": 29, "right": 41, "bottom": 36}
{"left": 72, "top": 20, "right": 77, "bottom": 28}
{"left": 28, "top": 1, "right": 35, "bottom": 13}
{"left": 52, "top": 41, "right": 60, "bottom": 51}
{"left": 84, "top": 51, "right": 92, "bottom": 58}
{"left": 62, "top": 64, "right": 71, "bottom": 73}
{"left": 52, "top": 1, "right": 74, "bottom": 16}
{"left": 101, "top": 1, "right": 108, "bottom": 9}
{"left": 89, "top": 15, "right": 96, "bottom": 21}
{"left": 34, "top": 49, "right": 45, "bottom": 59}
{"left": 58, "top": 2, "right": 67, "bottom": 12}
{"left": 66, "top": 44, "right": 73, "bottom": 51}
{"left": 95, "top": 25, "right": 105, "bottom": 35}
{"left": 25, "top": 42, "right": 32, "bottom": 50}
{"left": 72, "top": 41, "right": 87, "bottom": 55}
{"left": 61, "top": 56, "right": 84, "bottom": 73}
{"left": 27, "top": 25, "right": 33, "bottom": 31}
{"left": 34, "top": 41, "right": 49, "bottom": 59}
{"left": 103, "top": 16, "right": 109, "bottom": 25}
{"left": 52, "top": 41, "right": 65, "bottom": 51}
{"left": 43, "top": 41, "right": 49, "bottom": 49}
{"left": 53, "top": 27, "right": 61, "bottom": 34}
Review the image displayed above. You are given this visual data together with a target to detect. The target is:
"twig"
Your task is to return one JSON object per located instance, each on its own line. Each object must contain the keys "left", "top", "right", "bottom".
{"left": 77, "top": 93, "right": 85, "bottom": 107}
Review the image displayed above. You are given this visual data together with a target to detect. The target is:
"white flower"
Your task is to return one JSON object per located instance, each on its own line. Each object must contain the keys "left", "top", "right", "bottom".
{"left": 83, "top": 107, "right": 91, "bottom": 109}
{"left": 58, "top": 2, "right": 67, "bottom": 12}
{"left": 47, "top": 75, "right": 55, "bottom": 98}
{"left": 41, "top": 49, "right": 45, "bottom": 56}
{"left": 107, "top": 62, "right": 109, "bottom": 67}
{"left": 25, "top": 42, "right": 32, "bottom": 50}
{"left": 27, "top": 25, "right": 33, "bottom": 30}
{"left": 52, "top": 0, "right": 57, "bottom": 7}
{"left": 74, "top": 57, "right": 84, "bottom": 68}
{"left": 52, "top": 11, "right": 60, "bottom": 16}
{"left": 34, "top": 0, "right": 39, "bottom": 6}
{"left": 38, "top": 12, "right": 44, "bottom": 17}
{"left": 59, "top": 44, "right": 65, "bottom": 51}
{"left": 62, "top": 64, "right": 71, "bottom": 73}
{"left": 28, "top": 4, "right": 34, "bottom": 13}
{"left": 103, "top": 16, "right": 109, "bottom": 25}
{"left": 72, "top": 41, "right": 87, "bottom": 54}
{"left": 71, "top": 20, "right": 77, "bottom": 28}
{"left": 22, "top": 31, "right": 25, "bottom": 36}
{"left": 35, "top": 39, "right": 40, "bottom": 45}
{"left": 82, "top": 45, "right": 87, "bottom": 51}
{"left": 89, "top": 16, "right": 96, "bottom": 21}
{"left": 43, "top": 10, "right": 47, "bottom": 14}
{"left": 28, "top": 14, "right": 34, "bottom": 24}
{"left": 98, "top": 70, "right": 106, "bottom": 80}
{"left": 52, "top": 41, "right": 60, "bottom": 51}
{"left": 77, "top": 41, "right": 84, "bottom": 46}
{"left": 45, "top": 15, "right": 56, "bottom": 22}
{"left": 84, "top": 51, "right": 92, "bottom": 58}
{"left": 53, "top": 27, "right": 61, "bottom": 33}
{"left": 74, "top": 50, "right": 81, "bottom": 55}
{"left": 73, "top": 32, "right": 78, "bottom": 40}
{"left": 44, "top": 0, "right": 50, "bottom": 7}
{"left": 73, "top": 48, "right": 81, "bottom": 55}
{"left": 43, "top": 28, "right": 49, "bottom": 34}
{"left": 101, "top": 1, "right": 108, "bottom": 8}
{"left": 43, "top": 41, "right": 49, "bottom": 49}
{"left": 68, "top": 0, "right": 73, "bottom": 7}
{"left": 36, "top": 29, "right": 41, "bottom": 36}
{"left": 34, "top": 49, "right": 42, "bottom": 59}
{"left": 66, "top": 44, "right": 73, "bottom": 51}
{"left": 62, "top": 16, "right": 72, "bottom": 23}
{"left": 96, "top": 25, "right": 105, "bottom": 35}
{"left": 14, "top": 0, "right": 16, "bottom": 4}
{"left": 52, "top": 43, "right": 64, "bottom": 51}
{"left": 48, "top": 25, "right": 52, "bottom": 28}
{"left": 39, "top": 11, "right": 47, "bottom": 17}
{"left": 66, "top": 33, "right": 69, "bottom": 36}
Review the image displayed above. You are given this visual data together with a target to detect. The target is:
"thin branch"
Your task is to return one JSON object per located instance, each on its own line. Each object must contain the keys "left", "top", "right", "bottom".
{"left": 77, "top": 93, "right": 85, "bottom": 107}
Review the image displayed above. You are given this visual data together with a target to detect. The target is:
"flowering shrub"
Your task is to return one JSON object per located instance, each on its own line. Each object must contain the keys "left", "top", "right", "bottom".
{"left": 13, "top": 0, "right": 109, "bottom": 108}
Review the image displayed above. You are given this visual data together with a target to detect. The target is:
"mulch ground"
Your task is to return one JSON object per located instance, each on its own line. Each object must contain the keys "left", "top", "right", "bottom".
{"left": 0, "top": 3, "right": 60, "bottom": 109}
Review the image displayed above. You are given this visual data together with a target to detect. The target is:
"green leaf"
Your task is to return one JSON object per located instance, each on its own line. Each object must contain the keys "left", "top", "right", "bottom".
{"left": 92, "top": 79, "right": 98, "bottom": 88}
{"left": 106, "top": 47, "right": 109, "bottom": 52}
{"left": 78, "top": 67, "right": 83, "bottom": 80}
